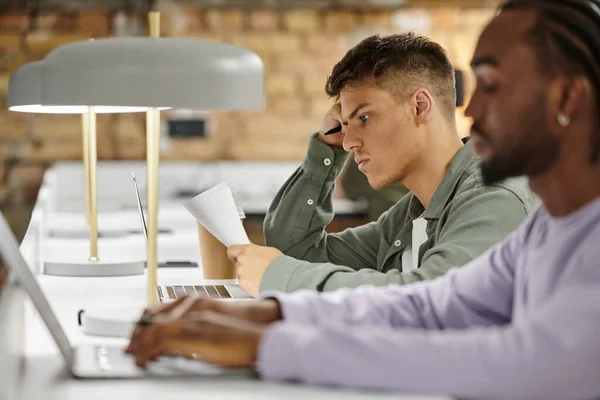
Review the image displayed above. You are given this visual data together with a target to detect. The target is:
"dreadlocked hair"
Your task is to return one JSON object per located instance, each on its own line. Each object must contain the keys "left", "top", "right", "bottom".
{"left": 501, "top": 0, "right": 600, "bottom": 163}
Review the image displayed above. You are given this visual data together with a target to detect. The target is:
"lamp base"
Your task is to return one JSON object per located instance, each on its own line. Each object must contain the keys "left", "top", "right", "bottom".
{"left": 44, "top": 259, "right": 145, "bottom": 277}
{"left": 82, "top": 305, "right": 146, "bottom": 338}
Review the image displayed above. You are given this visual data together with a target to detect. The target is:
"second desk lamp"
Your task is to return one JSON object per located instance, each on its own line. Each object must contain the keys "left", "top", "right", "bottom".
{"left": 40, "top": 12, "right": 265, "bottom": 336}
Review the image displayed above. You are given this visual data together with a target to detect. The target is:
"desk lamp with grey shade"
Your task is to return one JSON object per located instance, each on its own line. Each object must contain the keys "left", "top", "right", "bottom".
{"left": 8, "top": 60, "right": 148, "bottom": 278}
{"left": 41, "top": 12, "right": 264, "bottom": 336}
{"left": 10, "top": 61, "right": 146, "bottom": 237}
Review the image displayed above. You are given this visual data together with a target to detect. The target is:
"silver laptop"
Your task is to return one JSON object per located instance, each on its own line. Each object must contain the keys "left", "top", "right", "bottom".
{"left": 131, "top": 173, "right": 251, "bottom": 302}
{"left": 0, "top": 209, "right": 249, "bottom": 378}
{"left": 131, "top": 173, "right": 198, "bottom": 269}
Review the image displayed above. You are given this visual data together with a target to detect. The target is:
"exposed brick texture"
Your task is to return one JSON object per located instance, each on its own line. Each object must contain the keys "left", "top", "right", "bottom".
{"left": 0, "top": 4, "right": 492, "bottom": 207}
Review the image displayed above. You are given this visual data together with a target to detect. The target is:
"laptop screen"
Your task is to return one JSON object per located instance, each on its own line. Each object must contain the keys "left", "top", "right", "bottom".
{"left": 131, "top": 173, "right": 148, "bottom": 244}
{"left": 0, "top": 209, "right": 74, "bottom": 367}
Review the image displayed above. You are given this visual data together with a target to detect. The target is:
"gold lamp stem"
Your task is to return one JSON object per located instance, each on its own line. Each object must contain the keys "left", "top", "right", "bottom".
{"left": 149, "top": 11, "right": 160, "bottom": 38}
{"left": 81, "top": 112, "right": 91, "bottom": 227}
{"left": 146, "top": 11, "right": 161, "bottom": 305}
{"left": 87, "top": 106, "right": 99, "bottom": 261}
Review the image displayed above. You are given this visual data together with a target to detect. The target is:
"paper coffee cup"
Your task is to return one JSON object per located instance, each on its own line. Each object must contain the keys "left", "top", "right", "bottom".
{"left": 197, "top": 206, "right": 245, "bottom": 280}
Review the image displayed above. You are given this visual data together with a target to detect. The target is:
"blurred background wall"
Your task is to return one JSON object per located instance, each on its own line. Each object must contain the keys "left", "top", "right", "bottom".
{"left": 0, "top": 0, "right": 498, "bottom": 240}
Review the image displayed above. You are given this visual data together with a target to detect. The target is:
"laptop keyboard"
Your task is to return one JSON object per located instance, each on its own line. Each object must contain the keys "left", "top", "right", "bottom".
{"left": 157, "top": 285, "right": 232, "bottom": 301}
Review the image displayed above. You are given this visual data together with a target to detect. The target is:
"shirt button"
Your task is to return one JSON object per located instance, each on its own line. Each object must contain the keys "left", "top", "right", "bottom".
{"left": 324, "top": 158, "right": 331, "bottom": 166}
{"left": 394, "top": 240, "right": 402, "bottom": 247}
{"left": 307, "top": 199, "right": 314, "bottom": 205}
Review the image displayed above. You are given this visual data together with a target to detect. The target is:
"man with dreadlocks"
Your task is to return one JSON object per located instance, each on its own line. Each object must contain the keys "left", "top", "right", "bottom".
{"left": 127, "top": 1, "right": 600, "bottom": 398}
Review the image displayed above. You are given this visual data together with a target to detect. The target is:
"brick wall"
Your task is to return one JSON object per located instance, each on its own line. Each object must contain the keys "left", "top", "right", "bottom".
{"left": 0, "top": 5, "right": 494, "bottom": 208}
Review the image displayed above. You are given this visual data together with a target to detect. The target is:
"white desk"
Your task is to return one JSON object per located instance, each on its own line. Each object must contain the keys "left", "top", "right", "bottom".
{"left": 17, "top": 355, "right": 445, "bottom": 400}
{"left": 46, "top": 161, "right": 367, "bottom": 216}
{"left": 7, "top": 164, "right": 450, "bottom": 400}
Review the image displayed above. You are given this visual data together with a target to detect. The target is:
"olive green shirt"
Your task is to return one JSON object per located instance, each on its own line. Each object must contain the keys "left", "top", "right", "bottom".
{"left": 261, "top": 133, "right": 539, "bottom": 293}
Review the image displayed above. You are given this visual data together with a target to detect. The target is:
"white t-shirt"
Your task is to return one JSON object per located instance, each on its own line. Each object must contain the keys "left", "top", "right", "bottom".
{"left": 401, "top": 217, "right": 428, "bottom": 272}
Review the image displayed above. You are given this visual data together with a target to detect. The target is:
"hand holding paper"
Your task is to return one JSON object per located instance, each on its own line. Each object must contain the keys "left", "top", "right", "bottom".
{"left": 182, "top": 183, "right": 250, "bottom": 247}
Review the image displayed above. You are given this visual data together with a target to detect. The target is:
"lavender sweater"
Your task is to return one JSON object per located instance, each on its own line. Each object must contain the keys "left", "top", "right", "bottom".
{"left": 257, "top": 197, "right": 600, "bottom": 400}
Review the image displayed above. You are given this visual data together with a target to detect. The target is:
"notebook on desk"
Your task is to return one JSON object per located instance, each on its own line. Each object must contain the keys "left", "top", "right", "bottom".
{"left": 132, "top": 173, "right": 251, "bottom": 302}
{"left": 0, "top": 208, "right": 252, "bottom": 378}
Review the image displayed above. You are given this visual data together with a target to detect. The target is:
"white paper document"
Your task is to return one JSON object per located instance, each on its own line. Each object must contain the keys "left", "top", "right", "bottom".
{"left": 182, "top": 182, "right": 251, "bottom": 247}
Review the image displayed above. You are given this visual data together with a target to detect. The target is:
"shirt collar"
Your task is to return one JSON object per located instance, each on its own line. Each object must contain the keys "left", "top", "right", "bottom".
{"left": 407, "top": 137, "right": 479, "bottom": 220}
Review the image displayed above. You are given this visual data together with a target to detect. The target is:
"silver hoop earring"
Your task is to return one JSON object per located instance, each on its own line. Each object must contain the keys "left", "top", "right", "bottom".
{"left": 557, "top": 113, "right": 570, "bottom": 127}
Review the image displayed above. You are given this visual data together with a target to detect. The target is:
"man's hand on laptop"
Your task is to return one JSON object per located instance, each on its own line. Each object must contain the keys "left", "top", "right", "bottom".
{"left": 125, "top": 296, "right": 283, "bottom": 368}
{"left": 130, "top": 295, "right": 283, "bottom": 329}
{"left": 227, "top": 244, "right": 284, "bottom": 297}
{"left": 126, "top": 308, "right": 269, "bottom": 369}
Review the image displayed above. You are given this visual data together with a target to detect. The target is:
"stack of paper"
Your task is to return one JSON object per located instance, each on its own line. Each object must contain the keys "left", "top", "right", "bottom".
{"left": 182, "top": 182, "right": 251, "bottom": 247}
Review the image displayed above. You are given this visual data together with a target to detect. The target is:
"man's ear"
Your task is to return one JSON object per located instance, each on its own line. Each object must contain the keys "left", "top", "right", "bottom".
{"left": 553, "top": 77, "right": 591, "bottom": 128}
{"left": 411, "top": 89, "right": 433, "bottom": 124}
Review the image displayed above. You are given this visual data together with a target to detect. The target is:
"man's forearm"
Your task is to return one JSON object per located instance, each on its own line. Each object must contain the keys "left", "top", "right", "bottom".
{"left": 262, "top": 246, "right": 514, "bottom": 329}
{"left": 263, "top": 134, "right": 382, "bottom": 275}
{"left": 257, "top": 294, "right": 599, "bottom": 400}
{"left": 263, "top": 134, "right": 348, "bottom": 261}
{"left": 261, "top": 266, "right": 459, "bottom": 328}
{"left": 242, "top": 299, "right": 284, "bottom": 325}
{"left": 261, "top": 282, "right": 440, "bottom": 328}
{"left": 260, "top": 254, "right": 448, "bottom": 294}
